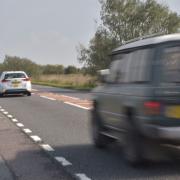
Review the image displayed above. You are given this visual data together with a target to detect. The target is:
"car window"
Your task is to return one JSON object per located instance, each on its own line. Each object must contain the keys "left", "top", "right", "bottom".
{"left": 127, "top": 48, "right": 152, "bottom": 83}
{"left": 109, "top": 48, "right": 152, "bottom": 84}
{"left": 107, "top": 54, "right": 128, "bottom": 83}
{"left": 161, "top": 46, "right": 180, "bottom": 83}
{"left": 4, "top": 73, "right": 26, "bottom": 79}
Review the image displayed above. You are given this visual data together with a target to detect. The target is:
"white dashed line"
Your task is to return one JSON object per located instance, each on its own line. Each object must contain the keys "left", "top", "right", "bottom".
{"left": 55, "top": 157, "right": 72, "bottom": 166}
{"left": 3, "top": 111, "right": 8, "bottom": 115}
{"left": 7, "top": 115, "right": 13, "bottom": 118}
{"left": 12, "top": 118, "right": 18, "bottom": 122}
{"left": 30, "top": 135, "right": 42, "bottom": 142}
{"left": 76, "top": 174, "right": 92, "bottom": 180}
{"left": 64, "top": 102, "right": 90, "bottom": 110}
{"left": 0, "top": 109, "right": 5, "bottom": 112}
{"left": 16, "top": 123, "right": 24, "bottom": 127}
{"left": 40, "top": 144, "right": 54, "bottom": 152}
{"left": 23, "top": 128, "right": 32, "bottom": 134}
{"left": 40, "top": 96, "right": 56, "bottom": 101}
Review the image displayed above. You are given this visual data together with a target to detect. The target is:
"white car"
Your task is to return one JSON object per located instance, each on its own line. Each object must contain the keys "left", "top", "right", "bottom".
{"left": 0, "top": 71, "right": 32, "bottom": 96}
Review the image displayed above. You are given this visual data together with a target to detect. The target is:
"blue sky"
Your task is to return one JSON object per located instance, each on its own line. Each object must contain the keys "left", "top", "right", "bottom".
{"left": 0, "top": 0, "right": 179, "bottom": 67}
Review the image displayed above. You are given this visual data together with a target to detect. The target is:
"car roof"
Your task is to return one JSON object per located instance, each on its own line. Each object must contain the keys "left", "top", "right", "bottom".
{"left": 2, "top": 71, "right": 26, "bottom": 74}
{"left": 113, "top": 33, "right": 180, "bottom": 53}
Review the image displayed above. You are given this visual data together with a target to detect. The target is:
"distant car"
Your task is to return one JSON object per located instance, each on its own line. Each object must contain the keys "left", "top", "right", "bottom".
{"left": 0, "top": 71, "right": 31, "bottom": 96}
{"left": 91, "top": 33, "right": 180, "bottom": 166}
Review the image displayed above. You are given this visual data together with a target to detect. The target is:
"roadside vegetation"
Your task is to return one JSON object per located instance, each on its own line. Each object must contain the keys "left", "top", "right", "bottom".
{"left": 0, "top": 0, "right": 180, "bottom": 90}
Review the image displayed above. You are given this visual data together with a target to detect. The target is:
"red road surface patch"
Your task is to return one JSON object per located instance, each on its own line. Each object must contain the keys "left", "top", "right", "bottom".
{"left": 37, "top": 92, "right": 92, "bottom": 109}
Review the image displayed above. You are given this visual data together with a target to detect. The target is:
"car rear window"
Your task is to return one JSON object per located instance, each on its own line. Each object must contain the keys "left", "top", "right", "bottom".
{"left": 4, "top": 73, "right": 26, "bottom": 79}
{"left": 162, "top": 46, "right": 180, "bottom": 83}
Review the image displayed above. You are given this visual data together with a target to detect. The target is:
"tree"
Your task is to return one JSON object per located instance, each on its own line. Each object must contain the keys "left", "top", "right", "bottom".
{"left": 77, "top": 0, "right": 180, "bottom": 73}
{"left": 42, "top": 64, "right": 64, "bottom": 74}
{"left": 64, "top": 65, "right": 79, "bottom": 74}
{"left": 2, "top": 55, "right": 41, "bottom": 77}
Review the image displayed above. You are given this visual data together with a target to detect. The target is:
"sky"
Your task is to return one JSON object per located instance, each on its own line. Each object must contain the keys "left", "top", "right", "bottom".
{"left": 0, "top": 0, "right": 179, "bottom": 67}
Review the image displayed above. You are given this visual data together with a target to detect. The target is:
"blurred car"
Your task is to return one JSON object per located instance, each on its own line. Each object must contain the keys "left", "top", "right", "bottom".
{"left": 0, "top": 71, "right": 31, "bottom": 96}
{"left": 91, "top": 33, "right": 180, "bottom": 166}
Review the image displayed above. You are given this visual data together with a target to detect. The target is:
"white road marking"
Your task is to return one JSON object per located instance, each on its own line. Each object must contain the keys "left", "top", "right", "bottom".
{"left": 31, "top": 93, "right": 35, "bottom": 95}
{"left": 3, "top": 112, "right": 8, "bottom": 115}
{"left": 40, "top": 96, "right": 56, "bottom": 101}
{"left": 55, "top": 157, "right": 72, "bottom": 166}
{"left": 12, "top": 118, "right": 18, "bottom": 122}
{"left": 40, "top": 144, "right": 54, "bottom": 152}
{"left": 7, "top": 115, "right": 13, "bottom": 118}
{"left": 16, "top": 123, "right": 24, "bottom": 127}
{"left": 30, "top": 135, "right": 42, "bottom": 142}
{"left": 23, "top": 128, "right": 32, "bottom": 134}
{"left": 0, "top": 109, "right": 5, "bottom": 112}
{"left": 61, "top": 95, "right": 79, "bottom": 100}
{"left": 64, "top": 102, "right": 90, "bottom": 110}
{"left": 32, "top": 89, "right": 38, "bottom": 92}
{"left": 76, "top": 174, "right": 91, "bottom": 180}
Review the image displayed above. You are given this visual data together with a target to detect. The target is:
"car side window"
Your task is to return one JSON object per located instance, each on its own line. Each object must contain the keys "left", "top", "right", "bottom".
{"left": 127, "top": 48, "right": 152, "bottom": 83}
{"left": 107, "top": 54, "right": 128, "bottom": 83}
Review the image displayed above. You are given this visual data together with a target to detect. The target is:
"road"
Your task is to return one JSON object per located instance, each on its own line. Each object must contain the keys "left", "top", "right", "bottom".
{"left": 1, "top": 84, "right": 180, "bottom": 180}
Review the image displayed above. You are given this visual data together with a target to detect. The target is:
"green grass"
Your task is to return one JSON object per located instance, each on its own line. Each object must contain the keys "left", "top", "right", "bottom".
{"left": 32, "top": 74, "right": 97, "bottom": 90}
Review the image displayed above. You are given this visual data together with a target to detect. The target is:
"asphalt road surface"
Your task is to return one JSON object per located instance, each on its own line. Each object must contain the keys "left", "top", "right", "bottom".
{"left": 1, "top": 84, "right": 180, "bottom": 180}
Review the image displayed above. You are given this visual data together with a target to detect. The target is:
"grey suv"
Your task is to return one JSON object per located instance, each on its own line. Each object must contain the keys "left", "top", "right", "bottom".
{"left": 91, "top": 33, "right": 180, "bottom": 165}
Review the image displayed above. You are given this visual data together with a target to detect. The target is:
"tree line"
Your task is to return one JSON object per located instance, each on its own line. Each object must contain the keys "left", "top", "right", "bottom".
{"left": 77, "top": 0, "right": 180, "bottom": 74}
{"left": 0, "top": 55, "right": 84, "bottom": 77}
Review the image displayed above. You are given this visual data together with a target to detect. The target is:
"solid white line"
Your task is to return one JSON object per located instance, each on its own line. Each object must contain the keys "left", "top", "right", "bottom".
{"left": 55, "top": 157, "right": 72, "bottom": 166}
{"left": 40, "top": 144, "right": 54, "bottom": 152}
{"left": 3, "top": 112, "right": 8, "bottom": 115}
{"left": 30, "top": 135, "right": 42, "bottom": 142}
{"left": 64, "top": 102, "right": 90, "bottom": 110}
{"left": 7, "top": 115, "right": 13, "bottom": 118}
{"left": 76, "top": 174, "right": 92, "bottom": 180}
{"left": 61, "top": 95, "right": 79, "bottom": 100}
{"left": 32, "top": 89, "right": 38, "bottom": 92}
{"left": 12, "top": 118, "right": 18, "bottom": 122}
{"left": 16, "top": 123, "right": 24, "bottom": 127}
{"left": 40, "top": 96, "right": 56, "bottom": 101}
{"left": 23, "top": 128, "right": 32, "bottom": 134}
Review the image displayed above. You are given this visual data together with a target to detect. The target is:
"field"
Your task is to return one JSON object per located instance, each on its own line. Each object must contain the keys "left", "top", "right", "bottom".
{"left": 32, "top": 74, "right": 97, "bottom": 90}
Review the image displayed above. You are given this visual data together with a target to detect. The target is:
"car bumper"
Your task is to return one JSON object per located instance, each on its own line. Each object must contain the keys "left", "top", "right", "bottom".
{"left": 143, "top": 125, "right": 180, "bottom": 144}
{"left": 3, "top": 89, "right": 31, "bottom": 94}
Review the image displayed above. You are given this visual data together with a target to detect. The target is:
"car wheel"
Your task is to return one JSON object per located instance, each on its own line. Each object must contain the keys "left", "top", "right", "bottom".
{"left": 27, "top": 92, "right": 31, "bottom": 96}
{"left": 91, "top": 108, "right": 113, "bottom": 148}
{"left": 122, "top": 117, "right": 144, "bottom": 166}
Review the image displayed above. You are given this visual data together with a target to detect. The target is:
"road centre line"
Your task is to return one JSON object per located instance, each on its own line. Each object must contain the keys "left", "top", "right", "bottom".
{"left": 3, "top": 111, "right": 8, "bottom": 115}
{"left": 61, "top": 95, "right": 79, "bottom": 100}
{"left": 76, "top": 173, "right": 92, "bottom": 180}
{"left": 40, "top": 96, "right": 56, "bottom": 101}
{"left": 40, "top": 144, "right": 54, "bottom": 152}
{"left": 0, "top": 109, "right": 5, "bottom": 112}
{"left": 55, "top": 157, "right": 72, "bottom": 166}
{"left": 64, "top": 102, "right": 90, "bottom": 110}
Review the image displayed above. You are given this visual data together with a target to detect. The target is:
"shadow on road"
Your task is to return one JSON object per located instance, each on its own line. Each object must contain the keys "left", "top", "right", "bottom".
{"left": 53, "top": 143, "right": 180, "bottom": 180}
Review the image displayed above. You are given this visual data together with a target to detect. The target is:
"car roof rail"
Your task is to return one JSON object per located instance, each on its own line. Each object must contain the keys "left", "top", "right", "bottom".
{"left": 121, "top": 32, "right": 167, "bottom": 45}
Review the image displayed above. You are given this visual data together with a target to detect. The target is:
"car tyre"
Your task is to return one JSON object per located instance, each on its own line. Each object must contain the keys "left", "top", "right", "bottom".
{"left": 91, "top": 108, "right": 113, "bottom": 148}
{"left": 122, "top": 116, "right": 144, "bottom": 167}
{"left": 27, "top": 92, "right": 31, "bottom": 96}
